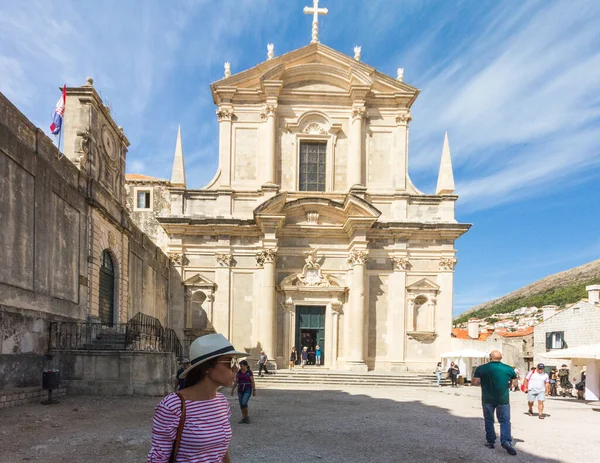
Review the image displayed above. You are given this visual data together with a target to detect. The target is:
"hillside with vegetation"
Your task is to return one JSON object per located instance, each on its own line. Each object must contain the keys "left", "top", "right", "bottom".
{"left": 454, "top": 259, "right": 600, "bottom": 324}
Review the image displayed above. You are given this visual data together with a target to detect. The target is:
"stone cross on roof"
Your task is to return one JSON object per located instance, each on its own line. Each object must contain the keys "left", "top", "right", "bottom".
{"left": 303, "top": 0, "right": 328, "bottom": 44}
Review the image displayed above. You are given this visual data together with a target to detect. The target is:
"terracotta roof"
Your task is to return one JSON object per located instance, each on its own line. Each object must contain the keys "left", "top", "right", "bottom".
{"left": 495, "top": 326, "right": 534, "bottom": 338}
{"left": 451, "top": 328, "right": 493, "bottom": 341}
{"left": 125, "top": 174, "right": 168, "bottom": 182}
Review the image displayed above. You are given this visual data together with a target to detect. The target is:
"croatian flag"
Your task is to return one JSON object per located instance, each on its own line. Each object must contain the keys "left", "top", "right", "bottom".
{"left": 49, "top": 85, "right": 66, "bottom": 135}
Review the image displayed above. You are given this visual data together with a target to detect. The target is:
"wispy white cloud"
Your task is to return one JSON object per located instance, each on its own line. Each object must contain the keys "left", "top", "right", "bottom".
{"left": 401, "top": 1, "right": 600, "bottom": 211}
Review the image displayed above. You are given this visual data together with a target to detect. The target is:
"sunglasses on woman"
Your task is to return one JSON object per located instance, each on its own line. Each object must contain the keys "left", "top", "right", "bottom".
{"left": 216, "top": 358, "right": 239, "bottom": 370}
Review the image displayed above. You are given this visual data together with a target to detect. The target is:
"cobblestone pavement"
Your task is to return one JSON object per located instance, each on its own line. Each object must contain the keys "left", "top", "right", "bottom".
{"left": 1, "top": 385, "right": 598, "bottom": 462}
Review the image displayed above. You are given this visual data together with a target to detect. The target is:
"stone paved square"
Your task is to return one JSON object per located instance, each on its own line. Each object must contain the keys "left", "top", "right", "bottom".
{"left": 1, "top": 385, "right": 597, "bottom": 463}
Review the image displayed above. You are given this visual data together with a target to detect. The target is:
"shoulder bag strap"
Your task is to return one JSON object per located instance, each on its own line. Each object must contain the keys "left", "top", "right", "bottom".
{"left": 169, "top": 392, "right": 187, "bottom": 463}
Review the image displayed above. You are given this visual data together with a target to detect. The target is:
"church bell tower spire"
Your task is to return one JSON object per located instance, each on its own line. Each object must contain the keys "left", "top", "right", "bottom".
{"left": 171, "top": 125, "right": 186, "bottom": 187}
{"left": 435, "top": 131, "right": 455, "bottom": 195}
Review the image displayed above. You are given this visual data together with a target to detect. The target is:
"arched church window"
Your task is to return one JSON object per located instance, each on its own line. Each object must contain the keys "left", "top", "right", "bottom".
{"left": 299, "top": 141, "right": 326, "bottom": 191}
{"left": 99, "top": 250, "right": 116, "bottom": 326}
{"left": 413, "top": 295, "right": 429, "bottom": 332}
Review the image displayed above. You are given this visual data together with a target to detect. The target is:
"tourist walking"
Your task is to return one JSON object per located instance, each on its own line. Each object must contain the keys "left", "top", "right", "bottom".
{"left": 448, "top": 362, "right": 460, "bottom": 387}
{"left": 147, "top": 333, "right": 246, "bottom": 463}
{"left": 289, "top": 347, "right": 297, "bottom": 369}
{"left": 301, "top": 346, "right": 308, "bottom": 368}
{"left": 575, "top": 367, "right": 586, "bottom": 400}
{"left": 231, "top": 360, "right": 256, "bottom": 424}
{"left": 472, "top": 350, "right": 518, "bottom": 456}
{"left": 435, "top": 362, "right": 443, "bottom": 387}
{"left": 549, "top": 368, "right": 558, "bottom": 396}
{"left": 511, "top": 367, "right": 520, "bottom": 392}
{"left": 258, "top": 351, "right": 269, "bottom": 377}
{"left": 558, "top": 364, "right": 570, "bottom": 396}
{"left": 315, "top": 345, "right": 322, "bottom": 366}
{"left": 175, "top": 358, "right": 190, "bottom": 391}
{"left": 523, "top": 363, "right": 550, "bottom": 419}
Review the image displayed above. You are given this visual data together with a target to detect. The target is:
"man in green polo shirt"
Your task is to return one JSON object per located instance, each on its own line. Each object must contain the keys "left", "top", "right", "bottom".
{"left": 472, "top": 350, "right": 517, "bottom": 456}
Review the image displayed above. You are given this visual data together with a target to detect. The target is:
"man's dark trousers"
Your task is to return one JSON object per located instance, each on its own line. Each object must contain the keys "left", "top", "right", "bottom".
{"left": 482, "top": 403, "right": 512, "bottom": 445}
{"left": 259, "top": 363, "right": 269, "bottom": 376}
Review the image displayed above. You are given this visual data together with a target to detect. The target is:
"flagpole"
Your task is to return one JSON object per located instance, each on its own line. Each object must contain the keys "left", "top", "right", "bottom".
{"left": 58, "top": 84, "right": 65, "bottom": 159}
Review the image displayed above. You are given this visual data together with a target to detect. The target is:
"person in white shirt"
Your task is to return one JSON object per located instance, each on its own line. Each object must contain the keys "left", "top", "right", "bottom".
{"left": 523, "top": 363, "right": 550, "bottom": 419}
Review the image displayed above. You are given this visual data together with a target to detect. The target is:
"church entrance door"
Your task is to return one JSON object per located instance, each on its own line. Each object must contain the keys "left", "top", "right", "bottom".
{"left": 295, "top": 306, "right": 325, "bottom": 365}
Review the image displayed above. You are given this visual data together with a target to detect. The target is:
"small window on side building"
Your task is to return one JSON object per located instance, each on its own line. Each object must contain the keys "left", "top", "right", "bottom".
{"left": 136, "top": 190, "right": 151, "bottom": 210}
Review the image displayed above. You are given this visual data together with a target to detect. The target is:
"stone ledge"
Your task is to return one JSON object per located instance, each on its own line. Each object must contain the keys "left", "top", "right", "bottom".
{"left": 0, "top": 387, "right": 66, "bottom": 409}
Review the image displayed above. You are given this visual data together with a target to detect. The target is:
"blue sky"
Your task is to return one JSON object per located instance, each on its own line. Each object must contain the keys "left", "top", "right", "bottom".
{"left": 1, "top": 0, "right": 599, "bottom": 315}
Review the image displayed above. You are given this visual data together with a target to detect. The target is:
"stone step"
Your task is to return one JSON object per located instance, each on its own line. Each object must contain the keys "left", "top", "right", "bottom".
{"left": 255, "top": 373, "right": 451, "bottom": 388}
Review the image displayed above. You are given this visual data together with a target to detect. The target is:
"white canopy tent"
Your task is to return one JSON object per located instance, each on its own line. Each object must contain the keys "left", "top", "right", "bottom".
{"left": 440, "top": 349, "right": 491, "bottom": 381}
{"left": 541, "top": 344, "right": 600, "bottom": 360}
{"left": 541, "top": 344, "right": 600, "bottom": 401}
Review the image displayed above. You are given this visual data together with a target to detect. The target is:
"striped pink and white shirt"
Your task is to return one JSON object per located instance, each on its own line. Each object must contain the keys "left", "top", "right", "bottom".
{"left": 147, "top": 392, "right": 232, "bottom": 463}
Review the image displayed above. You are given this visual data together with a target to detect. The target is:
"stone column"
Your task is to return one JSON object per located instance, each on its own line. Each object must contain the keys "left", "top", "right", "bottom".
{"left": 330, "top": 301, "right": 342, "bottom": 369}
{"left": 282, "top": 299, "right": 294, "bottom": 368}
{"left": 214, "top": 253, "right": 233, "bottom": 337}
{"left": 389, "top": 256, "right": 409, "bottom": 370}
{"left": 217, "top": 106, "right": 233, "bottom": 186}
{"left": 437, "top": 257, "right": 457, "bottom": 358}
{"left": 348, "top": 104, "right": 366, "bottom": 188}
{"left": 346, "top": 249, "right": 369, "bottom": 371}
{"left": 261, "top": 103, "right": 278, "bottom": 186}
{"left": 257, "top": 248, "right": 278, "bottom": 359}
{"left": 394, "top": 112, "right": 412, "bottom": 191}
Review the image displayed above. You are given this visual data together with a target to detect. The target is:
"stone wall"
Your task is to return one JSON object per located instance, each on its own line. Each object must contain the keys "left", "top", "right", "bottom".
{"left": 56, "top": 350, "right": 176, "bottom": 396}
{"left": 533, "top": 301, "right": 600, "bottom": 364}
{"left": 0, "top": 91, "right": 173, "bottom": 393}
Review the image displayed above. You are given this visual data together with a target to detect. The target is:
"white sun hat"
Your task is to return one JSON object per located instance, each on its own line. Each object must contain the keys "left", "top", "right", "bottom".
{"left": 179, "top": 333, "right": 247, "bottom": 378}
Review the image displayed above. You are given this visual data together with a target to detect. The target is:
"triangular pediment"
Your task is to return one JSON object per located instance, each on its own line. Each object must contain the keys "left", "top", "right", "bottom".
{"left": 211, "top": 43, "right": 418, "bottom": 104}
{"left": 184, "top": 273, "right": 217, "bottom": 289}
{"left": 407, "top": 278, "right": 440, "bottom": 292}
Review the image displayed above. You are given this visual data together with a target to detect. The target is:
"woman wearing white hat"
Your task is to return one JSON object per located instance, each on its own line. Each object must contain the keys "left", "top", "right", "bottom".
{"left": 147, "top": 334, "right": 247, "bottom": 462}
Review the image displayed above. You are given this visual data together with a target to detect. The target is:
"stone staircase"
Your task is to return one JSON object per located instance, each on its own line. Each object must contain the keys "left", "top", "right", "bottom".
{"left": 254, "top": 368, "right": 451, "bottom": 388}
{"left": 82, "top": 332, "right": 127, "bottom": 350}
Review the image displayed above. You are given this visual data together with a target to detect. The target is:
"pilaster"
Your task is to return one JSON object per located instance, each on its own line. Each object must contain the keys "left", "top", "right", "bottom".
{"left": 345, "top": 248, "right": 369, "bottom": 371}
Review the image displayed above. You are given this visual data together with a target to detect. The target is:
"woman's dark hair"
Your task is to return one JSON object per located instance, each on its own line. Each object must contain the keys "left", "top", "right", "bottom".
{"left": 183, "top": 358, "right": 218, "bottom": 388}
{"left": 239, "top": 360, "right": 251, "bottom": 373}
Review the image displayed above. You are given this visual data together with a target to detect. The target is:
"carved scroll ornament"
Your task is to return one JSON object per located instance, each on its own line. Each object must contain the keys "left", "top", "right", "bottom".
{"left": 256, "top": 248, "right": 278, "bottom": 266}
{"left": 391, "top": 256, "right": 410, "bottom": 271}
{"left": 347, "top": 249, "right": 369, "bottom": 266}
{"left": 440, "top": 257, "right": 458, "bottom": 271}
{"left": 216, "top": 253, "right": 233, "bottom": 267}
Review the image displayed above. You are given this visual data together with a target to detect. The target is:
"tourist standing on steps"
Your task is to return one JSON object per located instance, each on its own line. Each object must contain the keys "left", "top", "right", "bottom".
{"left": 289, "top": 347, "right": 297, "bottom": 369}
{"left": 472, "top": 350, "right": 518, "bottom": 456}
{"left": 434, "top": 362, "right": 443, "bottom": 387}
{"left": 315, "top": 345, "right": 322, "bottom": 366}
{"left": 258, "top": 351, "right": 269, "bottom": 377}
{"left": 523, "top": 363, "right": 550, "bottom": 419}
{"left": 231, "top": 360, "right": 256, "bottom": 424}
{"left": 301, "top": 346, "right": 308, "bottom": 368}
{"left": 448, "top": 362, "right": 460, "bottom": 387}
{"left": 148, "top": 333, "right": 246, "bottom": 463}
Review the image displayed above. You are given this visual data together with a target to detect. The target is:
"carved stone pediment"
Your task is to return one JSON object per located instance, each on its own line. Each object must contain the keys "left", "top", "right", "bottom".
{"left": 406, "top": 278, "right": 439, "bottom": 293}
{"left": 184, "top": 273, "right": 217, "bottom": 291}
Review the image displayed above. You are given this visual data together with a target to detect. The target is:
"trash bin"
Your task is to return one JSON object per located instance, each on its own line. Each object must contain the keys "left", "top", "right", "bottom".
{"left": 41, "top": 370, "right": 60, "bottom": 405}
{"left": 42, "top": 370, "right": 60, "bottom": 390}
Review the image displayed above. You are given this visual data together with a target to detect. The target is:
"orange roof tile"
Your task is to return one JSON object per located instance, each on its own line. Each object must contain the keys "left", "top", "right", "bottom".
{"left": 451, "top": 328, "right": 493, "bottom": 341}
{"left": 495, "top": 326, "right": 534, "bottom": 338}
{"left": 125, "top": 173, "right": 168, "bottom": 182}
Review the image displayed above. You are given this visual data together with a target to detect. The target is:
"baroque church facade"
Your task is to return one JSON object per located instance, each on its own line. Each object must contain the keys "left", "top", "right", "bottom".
{"left": 127, "top": 40, "right": 470, "bottom": 371}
